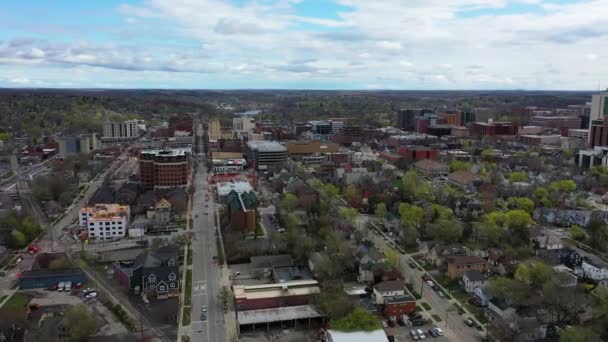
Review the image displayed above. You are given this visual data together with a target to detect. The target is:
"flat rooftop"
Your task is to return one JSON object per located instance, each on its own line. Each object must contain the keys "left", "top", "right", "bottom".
{"left": 246, "top": 141, "right": 287, "bottom": 153}
{"left": 140, "top": 147, "right": 192, "bottom": 157}
{"left": 237, "top": 305, "right": 323, "bottom": 325}
{"left": 217, "top": 181, "right": 253, "bottom": 196}
{"left": 327, "top": 329, "right": 387, "bottom": 342}
{"left": 233, "top": 280, "right": 320, "bottom": 300}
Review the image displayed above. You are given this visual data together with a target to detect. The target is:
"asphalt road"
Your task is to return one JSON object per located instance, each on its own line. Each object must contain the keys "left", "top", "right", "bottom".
{"left": 189, "top": 124, "right": 225, "bottom": 342}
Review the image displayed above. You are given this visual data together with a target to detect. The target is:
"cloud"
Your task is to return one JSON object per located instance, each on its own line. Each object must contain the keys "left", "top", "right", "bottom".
{"left": 1, "top": 0, "right": 608, "bottom": 89}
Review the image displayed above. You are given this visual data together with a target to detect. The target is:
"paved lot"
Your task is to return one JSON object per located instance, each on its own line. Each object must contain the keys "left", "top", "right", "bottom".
{"left": 239, "top": 328, "right": 318, "bottom": 342}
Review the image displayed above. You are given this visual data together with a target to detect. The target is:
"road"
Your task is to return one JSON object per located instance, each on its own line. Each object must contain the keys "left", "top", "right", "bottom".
{"left": 189, "top": 123, "right": 225, "bottom": 342}
{"left": 363, "top": 219, "right": 485, "bottom": 342}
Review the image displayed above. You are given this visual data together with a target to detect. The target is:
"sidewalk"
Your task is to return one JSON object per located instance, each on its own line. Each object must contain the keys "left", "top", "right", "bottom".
{"left": 176, "top": 192, "right": 193, "bottom": 342}
{"left": 219, "top": 265, "right": 238, "bottom": 342}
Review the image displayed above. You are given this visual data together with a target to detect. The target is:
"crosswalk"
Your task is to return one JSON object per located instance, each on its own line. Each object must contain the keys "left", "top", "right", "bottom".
{"left": 193, "top": 280, "right": 206, "bottom": 297}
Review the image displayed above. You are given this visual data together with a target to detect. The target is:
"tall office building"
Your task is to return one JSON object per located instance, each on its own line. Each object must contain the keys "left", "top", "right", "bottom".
{"left": 245, "top": 141, "right": 288, "bottom": 171}
{"left": 56, "top": 133, "right": 98, "bottom": 157}
{"left": 168, "top": 115, "right": 193, "bottom": 137}
{"left": 102, "top": 120, "right": 140, "bottom": 142}
{"left": 139, "top": 148, "right": 192, "bottom": 189}
{"left": 233, "top": 117, "right": 256, "bottom": 140}
{"left": 397, "top": 109, "right": 434, "bottom": 131}
{"left": 588, "top": 92, "right": 608, "bottom": 147}
{"left": 208, "top": 119, "right": 222, "bottom": 142}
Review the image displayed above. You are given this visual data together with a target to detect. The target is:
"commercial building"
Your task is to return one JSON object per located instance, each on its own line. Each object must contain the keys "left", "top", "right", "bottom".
{"left": 139, "top": 148, "right": 192, "bottom": 189}
{"left": 470, "top": 120, "right": 518, "bottom": 136}
{"left": 233, "top": 117, "right": 256, "bottom": 140}
{"left": 245, "top": 141, "right": 288, "bottom": 171}
{"left": 168, "top": 115, "right": 193, "bottom": 137}
{"left": 590, "top": 91, "right": 608, "bottom": 121}
{"left": 519, "top": 135, "right": 561, "bottom": 146}
{"left": 19, "top": 268, "right": 86, "bottom": 290}
{"left": 398, "top": 146, "right": 438, "bottom": 161}
{"left": 217, "top": 181, "right": 254, "bottom": 198}
{"left": 383, "top": 295, "right": 416, "bottom": 321}
{"left": 309, "top": 121, "right": 331, "bottom": 135}
{"left": 438, "top": 111, "right": 462, "bottom": 126}
{"left": 337, "top": 125, "right": 363, "bottom": 146}
{"left": 568, "top": 129, "right": 589, "bottom": 141}
{"left": 529, "top": 116, "right": 581, "bottom": 130}
{"left": 387, "top": 133, "right": 438, "bottom": 146}
{"left": 451, "top": 126, "right": 470, "bottom": 137}
{"left": 329, "top": 118, "right": 347, "bottom": 134}
{"left": 102, "top": 120, "right": 140, "bottom": 142}
{"left": 79, "top": 204, "right": 130, "bottom": 240}
{"left": 233, "top": 280, "right": 320, "bottom": 311}
{"left": 56, "top": 133, "right": 98, "bottom": 157}
{"left": 397, "top": 109, "right": 433, "bottom": 131}
{"left": 212, "top": 158, "right": 247, "bottom": 173}
{"left": 286, "top": 141, "right": 339, "bottom": 156}
{"left": 414, "top": 159, "right": 449, "bottom": 178}
{"left": 426, "top": 124, "right": 453, "bottom": 137}
{"left": 208, "top": 118, "right": 222, "bottom": 142}
{"left": 575, "top": 146, "right": 608, "bottom": 168}
{"left": 293, "top": 123, "right": 312, "bottom": 136}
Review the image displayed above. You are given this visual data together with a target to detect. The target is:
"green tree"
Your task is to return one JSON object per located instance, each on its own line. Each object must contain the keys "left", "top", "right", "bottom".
{"left": 586, "top": 217, "right": 608, "bottom": 252}
{"left": 49, "top": 258, "right": 72, "bottom": 269}
{"left": 504, "top": 209, "right": 534, "bottom": 230}
{"left": 549, "top": 180, "right": 576, "bottom": 193}
{"left": 21, "top": 216, "right": 41, "bottom": 240}
{"left": 10, "top": 229, "right": 27, "bottom": 248}
{"left": 400, "top": 170, "right": 433, "bottom": 201}
{"left": 374, "top": 202, "right": 387, "bottom": 218}
{"left": 399, "top": 203, "right": 424, "bottom": 231}
{"left": 63, "top": 304, "right": 100, "bottom": 341}
{"left": 331, "top": 307, "right": 382, "bottom": 332}
{"left": 325, "top": 184, "right": 340, "bottom": 198}
{"left": 312, "top": 287, "right": 354, "bottom": 320}
{"left": 450, "top": 160, "right": 472, "bottom": 172}
{"left": 508, "top": 197, "right": 535, "bottom": 214}
{"left": 426, "top": 219, "right": 463, "bottom": 243}
{"left": 514, "top": 262, "right": 552, "bottom": 287}
{"left": 481, "top": 149, "right": 494, "bottom": 161}
{"left": 570, "top": 225, "right": 587, "bottom": 241}
{"left": 339, "top": 207, "right": 358, "bottom": 225}
{"left": 508, "top": 171, "right": 527, "bottom": 182}
{"left": 280, "top": 192, "right": 298, "bottom": 211}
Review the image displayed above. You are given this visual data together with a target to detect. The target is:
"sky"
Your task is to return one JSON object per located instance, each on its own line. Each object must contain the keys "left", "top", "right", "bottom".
{"left": 0, "top": 0, "right": 607, "bottom": 90}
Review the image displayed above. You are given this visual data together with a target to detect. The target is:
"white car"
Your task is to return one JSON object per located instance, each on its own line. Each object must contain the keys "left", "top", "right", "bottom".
{"left": 426, "top": 280, "right": 434, "bottom": 287}
{"left": 381, "top": 320, "right": 388, "bottom": 328}
{"left": 85, "top": 292, "right": 98, "bottom": 299}
{"left": 416, "top": 329, "right": 426, "bottom": 339}
{"left": 433, "top": 327, "right": 444, "bottom": 336}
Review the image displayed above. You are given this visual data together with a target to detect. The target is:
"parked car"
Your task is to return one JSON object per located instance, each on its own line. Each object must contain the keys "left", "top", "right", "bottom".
{"left": 464, "top": 318, "right": 475, "bottom": 327}
{"left": 388, "top": 320, "right": 395, "bottom": 327}
{"left": 85, "top": 292, "right": 98, "bottom": 299}
{"left": 426, "top": 280, "right": 434, "bottom": 287}
{"left": 46, "top": 284, "right": 58, "bottom": 291}
{"left": 397, "top": 319, "right": 406, "bottom": 327}
{"left": 433, "top": 327, "right": 444, "bottom": 336}
{"left": 408, "top": 260, "right": 417, "bottom": 268}
{"left": 428, "top": 328, "right": 439, "bottom": 337}
{"left": 381, "top": 320, "right": 388, "bottom": 328}
{"left": 201, "top": 305, "right": 207, "bottom": 312}
{"left": 58, "top": 282, "right": 65, "bottom": 292}
{"left": 83, "top": 288, "right": 96, "bottom": 295}
{"left": 437, "top": 291, "right": 445, "bottom": 298}
{"left": 409, "top": 330, "right": 420, "bottom": 340}
{"left": 416, "top": 329, "right": 426, "bottom": 339}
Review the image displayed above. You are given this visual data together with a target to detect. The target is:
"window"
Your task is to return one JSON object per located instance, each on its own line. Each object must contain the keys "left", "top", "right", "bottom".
{"left": 170, "top": 282, "right": 177, "bottom": 288}
{"left": 168, "top": 273, "right": 176, "bottom": 281}
{"left": 149, "top": 284, "right": 156, "bottom": 290}
{"left": 159, "top": 285, "right": 166, "bottom": 291}
{"left": 167, "top": 258, "right": 175, "bottom": 266}
{"left": 148, "top": 274, "right": 156, "bottom": 283}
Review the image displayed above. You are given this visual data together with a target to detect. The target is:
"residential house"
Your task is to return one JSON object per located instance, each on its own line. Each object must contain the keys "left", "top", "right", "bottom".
{"left": 162, "top": 187, "right": 188, "bottom": 218}
{"left": 426, "top": 243, "right": 466, "bottom": 267}
{"left": 383, "top": 295, "right": 416, "bottom": 321}
{"left": 486, "top": 298, "right": 517, "bottom": 322}
{"left": 447, "top": 256, "right": 488, "bottom": 279}
{"left": 226, "top": 190, "right": 257, "bottom": 234}
{"left": 147, "top": 198, "right": 172, "bottom": 225}
{"left": 531, "top": 231, "right": 564, "bottom": 251}
{"left": 462, "top": 270, "right": 487, "bottom": 293}
{"left": 534, "top": 208, "right": 593, "bottom": 227}
{"left": 414, "top": 159, "right": 449, "bottom": 178}
{"left": 308, "top": 252, "right": 327, "bottom": 278}
{"left": 373, "top": 279, "right": 405, "bottom": 305}
{"left": 473, "top": 287, "right": 489, "bottom": 307}
{"left": 559, "top": 248, "right": 583, "bottom": 269}
{"left": 453, "top": 198, "right": 483, "bottom": 219}
{"left": 113, "top": 246, "right": 180, "bottom": 299}
{"left": 448, "top": 170, "right": 481, "bottom": 191}
{"left": 44, "top": 201, "right": 63, "bottom": 218}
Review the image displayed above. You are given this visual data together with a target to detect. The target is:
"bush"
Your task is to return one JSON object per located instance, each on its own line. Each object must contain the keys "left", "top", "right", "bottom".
{"left": 330, "top": 308, "right": 382, "bottom": 332}
{"left": 431, "top": 314, "right": 442, "bottom": 322}
{"left": 421, "top": 302, "right": 431, "bottom": 311}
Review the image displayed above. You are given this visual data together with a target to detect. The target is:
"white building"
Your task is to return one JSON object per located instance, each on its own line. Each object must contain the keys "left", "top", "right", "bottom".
{"left": 212, "top": 158, "right": 246, "bottom": 173}
{"left": 216, "top": 181, "right": 253, "bottom": 198}
{"left": 590, "top": 91, "right": 608, "bottom": 121}
{"left": 372, "top": 280, "right": 405, "bottom": 305}
{"left": 79, "top": 204, "right": 130, "bottom": 241}
{"left": 102, "top": 120, "right": 140, "bottom": 142}
{"left": 581, "top": 261, "right": 608, "bottom": 281}
{"left": 233, "top": 117, "right": 256, "bottom": 140}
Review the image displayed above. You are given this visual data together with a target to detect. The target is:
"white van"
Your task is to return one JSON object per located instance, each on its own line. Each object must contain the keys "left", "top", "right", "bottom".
{"left": 64, "top": 281, "right": 72, "bottom": 292}
{"left": 58, "top": 282, "right": 65, "bottom": 292}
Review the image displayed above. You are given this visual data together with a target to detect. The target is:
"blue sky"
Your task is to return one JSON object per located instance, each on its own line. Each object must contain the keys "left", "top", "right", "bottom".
{"left": 0, "top": 0, "right": 606, "bottom": 89}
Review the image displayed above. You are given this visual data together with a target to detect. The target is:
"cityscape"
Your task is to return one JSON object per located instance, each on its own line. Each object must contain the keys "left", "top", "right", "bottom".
{"left": 2, "top": 1, "right": 608, "bottom": 342}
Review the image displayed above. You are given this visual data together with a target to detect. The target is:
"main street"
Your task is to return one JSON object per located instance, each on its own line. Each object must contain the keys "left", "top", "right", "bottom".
{"left": 188, "top": 123, "right": 225, "bottom": 342}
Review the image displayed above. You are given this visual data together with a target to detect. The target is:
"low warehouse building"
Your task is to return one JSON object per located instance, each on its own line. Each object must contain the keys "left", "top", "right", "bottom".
{"left": 19, "top": 268, "right": 86, "bottom": 289}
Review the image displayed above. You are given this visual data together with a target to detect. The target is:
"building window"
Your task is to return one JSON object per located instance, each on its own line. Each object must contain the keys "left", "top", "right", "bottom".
{"left": 168, "top": 273, "right": 176, "bottom": 281}
{"left": 149, "top": 284, "right": 156, "bottom": 290}
{"left": 170, "top": 282, "right": 177, "bottom": 288}
{"left": 167, "top": 259, "right": 175, "bottom": 266}
{"left": 159, "top": 285, "right": 166, "bottom": 291}
{"left": 148, "top": 274, "right": 156, "bottom": 283}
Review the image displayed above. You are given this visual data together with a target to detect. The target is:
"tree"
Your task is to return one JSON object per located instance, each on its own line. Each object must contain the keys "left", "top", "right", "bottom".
{"left": 21, "top": 216, "right": 41, "bottom": 240}
{"left": 280, "top": 192, "right": 298, "bottom": 211}
{"left": 339, "top": 207, "right": 358, "bottom": 225}
{"left": 58, "top": 191, "right": 75, "bottom": 207}
{"left": 481, "top": 149, "right": 494, "bottom": 161}
{"left": 399, "top": 203, "right": 424, "bottom": 231}
{"left": 312, "top": 287, "right": 354, "bottom": 320}
{"left": 513, "top": 262, "right": 552, "bottom": 287}
{"left": 325, "top": 184, "right": 340, "bottom": 198}
{"left": 549, "top": 180, "right": 576, "bottom": 193}
{"left": 508, "top": 171, "right": 527, "bottom": 182}
{"left": 450, "top": 160, "right": 472, "bottom": 172}
{"left": 63, "top": 304, "right": 100, "bottom": 341}
{"left": 10, "top": 229, "right": 27, "bottom": 248}
{"left": 559, "top": 326, "right": 599, "bottom": 342}
{"left": 507, "top": 197, "right": 535, "bottom": 214}
{"left": 374, "top": 202, "right": 387, "bottom": 219}
{"left": 385, "top": 249, "right": 401, "bottom": 268}
{"left": 400, "top": 170, "right": 433, "bottom": 202}
{"left": 570, "top": 225, "right": 587, "bottom": 241}
{"left": 426, "top": 219, "right": 463, "bottom": 244}
{"left": 586, "top": 216, "right": 608, "bottom": 252}
{"left": 330, "top": 307, "right": 382, "bottom": 332}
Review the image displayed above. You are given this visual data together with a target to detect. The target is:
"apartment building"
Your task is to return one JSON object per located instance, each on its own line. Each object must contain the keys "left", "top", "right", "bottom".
{"left": 102, "top": 120, "right": 140, "bottom": 142}
{"left": 79, "top": 204, "right": 130, "bottom": 240}
{"left": 139, "top": 148, "right": 192, "bottom": 189}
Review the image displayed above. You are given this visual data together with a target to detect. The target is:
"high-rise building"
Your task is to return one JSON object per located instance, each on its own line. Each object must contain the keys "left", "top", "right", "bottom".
{"left": 590, "top": 92, "right": 608, "bottom": 121}
{"left": 338, "top": 125, "right": 363, "bottom": 146}
{"left": 309, "top": 121, "right": 331, "bottom": 135}
{"left": 588, "top": 92, "right": 608, "bottom": 147}
{"left": 56, "top": 133, "right": 98, "bottom": 157}
{"left": 233, "top": 117, "right": 256, "bottom": 140}
{"left": 102, "top": 120, "right": 140, "bottom": 142}
{"left": 139, "top": 148, "right": 192, "bottom": 189}
{"left": 208, "top": 119, "right": 222, "bottom": 142}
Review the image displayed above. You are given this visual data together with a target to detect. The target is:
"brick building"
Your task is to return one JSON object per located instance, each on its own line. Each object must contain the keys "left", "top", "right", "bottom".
{"left": 168, "top": 115, "right": 193, "bottom": 137}
{"left": 529, "top": 116, "right": 581, "bottom": 130}
{"left": 226, "top": 190, "right": 257, "bottom": 233}
{"left": 398, "top": 146, "right": 438, "bottom": 161}
{"left": 383, "top": 295, "right": 416, "bottom": 321}
{"left": 447, "top": 256, "right": 488, "bottom": 279}
{"left": 286, "top": 141, "right": 339, "bottom": 156}
{"left": 139, "top": 148, "right": 192, "bottom": 189}
{"left": 338, "top": 125, "right": 363, "bottom": 146}
{"left": 470, "top": 121, "right": 518, "bottom": 136}
{"left": 233, "top": 280, "right": 320, "bottom": 311}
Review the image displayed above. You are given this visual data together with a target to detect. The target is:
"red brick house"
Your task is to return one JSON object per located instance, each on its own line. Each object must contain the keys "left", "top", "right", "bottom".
{"left": 447, "top": 256, "right": 488, "bottom": 279}
{"left": 383, "top": 295, "right": 416, "bottom": 321}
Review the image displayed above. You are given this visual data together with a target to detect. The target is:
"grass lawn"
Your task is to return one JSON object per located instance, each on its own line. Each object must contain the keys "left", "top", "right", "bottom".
{"left": 3, "top": 293, "right": 28, "bottom": 309}
{"left": 416, "top": 305, "right": 424, "bottom": 312}
{"left": 187, "top": 247, "right": 193, "bottom": 266}
{"left": 431, "top": 314, "right": 442, "bottom": 322}
{"left": 184, "top": 270, "right": 192, "bottom": 307}
{"left": 182, "top": 308, "right": 191, "bottom": 326}
{"left": 420, "top": 302, "right": 431, "bottom": 311}
{"left": 450, "top": 289, "right": 469, "bottom": 302}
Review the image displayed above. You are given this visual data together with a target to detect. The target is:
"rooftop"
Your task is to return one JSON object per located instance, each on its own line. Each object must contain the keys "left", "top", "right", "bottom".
{"left": 447, "top": 255, "right": 488, "bottom": 266}
{"left": 237, "top": 305, "right": 323, "bottom": 325}
{"left": 374, "top": 279, "right": 405, "bottom": 292}
{"left": 246, "top": 140, "right": 287, "bottom": 153}
{"left": 217, "top": 181, "right": 253, "bottom": 196}
{"left": 415, "top": 159, "right": 449, "bottom": 171}
{"left": 233, "top": 280, "right": 320, "bottom": 300}
{"left": 449, "top": 170, "right": 479, "bottom": 184}
{"left": 21, "top": 268, "right": 84, "bottom": 279}
{"left": 326, "top": 329, "right": 387, "bottom": 342}
{"left": 384, "top": 295, "right": 416, "bottom": 304}
{"left": 140, "top": 147, "right": 192, "bottom": 157}
{"left": 463, "top": 270, "right": 485, "bottom": 282}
